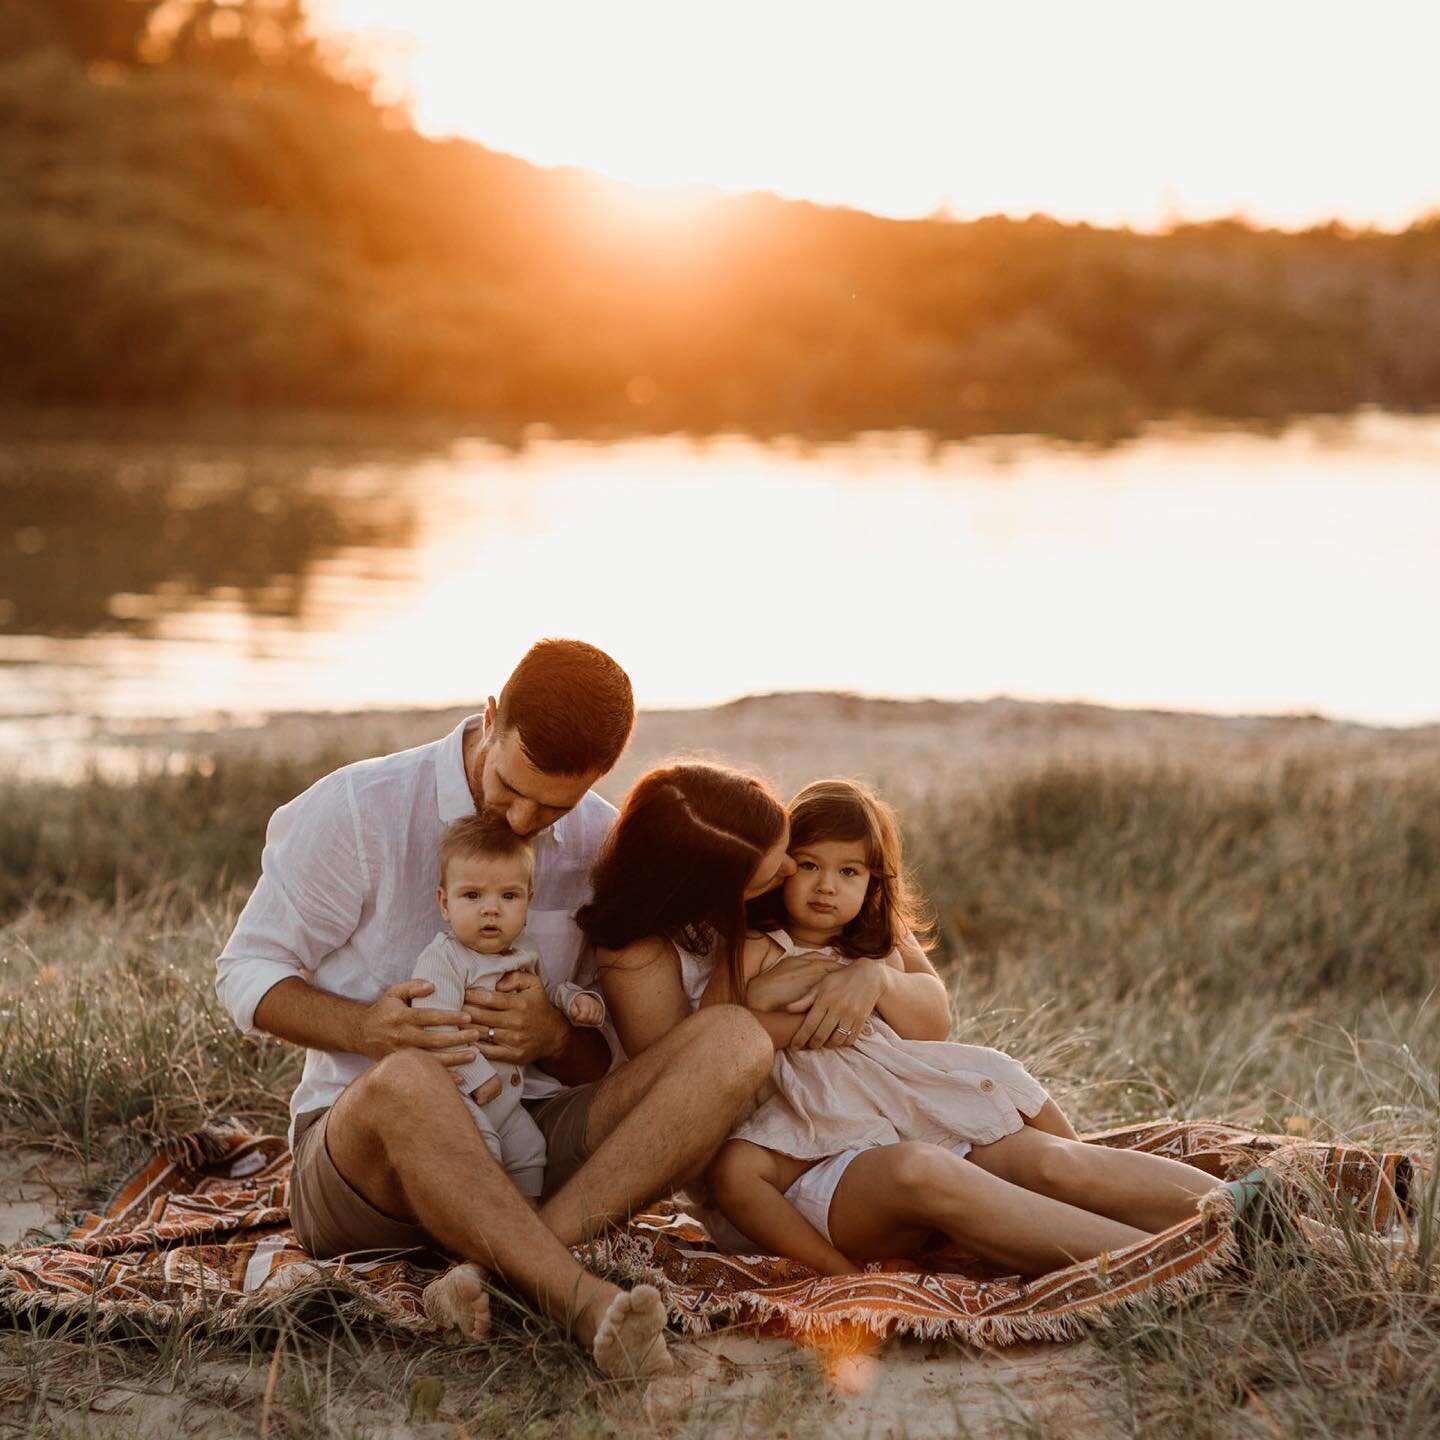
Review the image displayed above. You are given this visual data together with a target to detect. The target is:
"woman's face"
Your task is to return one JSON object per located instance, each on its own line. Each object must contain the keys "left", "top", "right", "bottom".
{"left": 743, "top": 822, "right": 796, "bottom": 899}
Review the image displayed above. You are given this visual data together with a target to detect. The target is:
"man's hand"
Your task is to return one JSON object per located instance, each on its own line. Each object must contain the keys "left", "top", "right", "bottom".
{"left": 353, "top": 980, "right": 481, "bottom": 1063}
{"left": 789, "top": 960, "right": 888, "bottom": 1049}
{"left": 466, "top": 970, "right": 569, "bottom": 1065}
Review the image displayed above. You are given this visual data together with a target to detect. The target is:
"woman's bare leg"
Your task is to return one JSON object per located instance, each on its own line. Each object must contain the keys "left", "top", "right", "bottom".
{"left": 826, "top": 1142, "right": 1150, "bottom": 1277}
{"left": 966, "top": 1125, "right": 1221, "bottom": 1232}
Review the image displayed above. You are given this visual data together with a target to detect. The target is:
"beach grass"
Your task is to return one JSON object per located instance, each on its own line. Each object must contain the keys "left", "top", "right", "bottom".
{"left": 2, "top": 749, "right": 1437, "bottom": 1436}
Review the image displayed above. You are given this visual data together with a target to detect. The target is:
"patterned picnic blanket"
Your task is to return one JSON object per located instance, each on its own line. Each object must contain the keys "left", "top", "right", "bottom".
{"left": 0, "top": 1121, "right": 1419, "bottom": 1347}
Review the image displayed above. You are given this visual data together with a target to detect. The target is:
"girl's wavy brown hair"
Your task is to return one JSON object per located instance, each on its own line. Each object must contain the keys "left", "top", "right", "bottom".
{"left": 748, "top": 777, "right": 933, "bottom": 960}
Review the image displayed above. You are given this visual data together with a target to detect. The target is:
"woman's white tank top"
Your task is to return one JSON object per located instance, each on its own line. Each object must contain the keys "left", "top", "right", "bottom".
{"left": 673, "top": 934, "right": 720, "bottom": 1009}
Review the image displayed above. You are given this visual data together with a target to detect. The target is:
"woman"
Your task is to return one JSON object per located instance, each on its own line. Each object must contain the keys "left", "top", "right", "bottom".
{"left": 579, "top": 761, "right": 1222, "bottom": 1277}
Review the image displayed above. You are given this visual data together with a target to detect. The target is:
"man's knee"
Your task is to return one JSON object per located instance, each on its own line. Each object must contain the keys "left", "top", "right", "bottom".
{"left": 686, "top": 1005, "right": 773, "bottom": 1087}
{"left": 355, "top": 1050, "right": 457, "bottom": 1132}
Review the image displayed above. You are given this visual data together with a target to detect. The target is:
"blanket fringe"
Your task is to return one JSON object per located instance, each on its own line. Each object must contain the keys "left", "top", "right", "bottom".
{"left": 14, "top": 1121, "right": 1419, "bottom": 1350}
{"left": 593, "top": 1195, "right": 1244, "bottom": 1348}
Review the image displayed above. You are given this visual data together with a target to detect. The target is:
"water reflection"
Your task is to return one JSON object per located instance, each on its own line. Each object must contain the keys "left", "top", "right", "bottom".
{"left": 0, "top": 443, "right": 417, "bottom": 637}
{"left": 1, "top": 414, "right": 1437, "bottom": 733}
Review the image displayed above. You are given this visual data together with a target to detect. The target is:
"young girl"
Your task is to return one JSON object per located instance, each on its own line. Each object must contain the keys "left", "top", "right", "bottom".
{"left": 703, "top": 778, "right": 1227, "bottom": 1277}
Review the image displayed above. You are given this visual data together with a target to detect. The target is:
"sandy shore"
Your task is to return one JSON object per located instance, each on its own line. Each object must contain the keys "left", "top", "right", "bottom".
{"left": 92, "top": 691, "right": 1440, "bottom": 801}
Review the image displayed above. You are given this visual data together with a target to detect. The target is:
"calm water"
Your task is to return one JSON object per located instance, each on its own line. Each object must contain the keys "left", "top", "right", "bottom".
{"left": 3, "top": 414, "right": 1439, "bottom": 756}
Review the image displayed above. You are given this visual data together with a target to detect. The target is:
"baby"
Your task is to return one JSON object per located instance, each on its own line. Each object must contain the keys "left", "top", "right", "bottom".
{"left": 411, "top": 813, "right": 605, "bottom": 1197}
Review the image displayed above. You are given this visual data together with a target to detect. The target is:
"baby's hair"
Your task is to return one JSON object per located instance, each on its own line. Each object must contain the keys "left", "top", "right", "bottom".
{"left": 749, "top": 777, "right": 933, "bottom": 960}
{"left": 439, "top": 813, "right": 534, "bottom": 887}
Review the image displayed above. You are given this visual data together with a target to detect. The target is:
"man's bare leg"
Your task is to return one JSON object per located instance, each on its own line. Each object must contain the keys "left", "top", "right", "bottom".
{"left": 324, "top": 1050, "right": 671, "bottom": 1377}
{"left": 540, "top": 1005, "right": 773, "bottom": 1247}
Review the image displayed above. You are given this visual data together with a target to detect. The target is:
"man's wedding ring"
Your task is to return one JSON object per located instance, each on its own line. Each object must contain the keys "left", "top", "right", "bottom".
{"left": 487, "top": 1026, "right": 496, "bottom": 1042}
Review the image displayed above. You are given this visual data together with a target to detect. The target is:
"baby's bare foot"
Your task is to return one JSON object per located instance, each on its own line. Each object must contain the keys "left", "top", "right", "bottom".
{"left": 422, "top": 1262, "right": 491, "bottom": 1340}
{"left": 591, "top": 1284, "right": 673, "bottom": 1380}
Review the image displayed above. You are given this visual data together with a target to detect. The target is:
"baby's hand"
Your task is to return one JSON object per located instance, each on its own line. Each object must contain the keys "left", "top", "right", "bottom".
{"left": 567, "top": 992, "right": 605, "bottom": 1027}
{"left": 471, "top": 1075, "right": 502, "bottom": 1106}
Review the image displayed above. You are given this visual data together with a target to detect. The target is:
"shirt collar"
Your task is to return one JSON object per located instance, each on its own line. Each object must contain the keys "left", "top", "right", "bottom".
{"left": 434, "top": 712, "right": 570, "bottom": 847}
{"left": 435, "top": 714, "right": 483, "bottom": 825}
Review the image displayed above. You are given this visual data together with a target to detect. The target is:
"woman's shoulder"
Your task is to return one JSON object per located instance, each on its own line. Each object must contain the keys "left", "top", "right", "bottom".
{"left": 595, "top": 934, "right": 681, "bottom": 972}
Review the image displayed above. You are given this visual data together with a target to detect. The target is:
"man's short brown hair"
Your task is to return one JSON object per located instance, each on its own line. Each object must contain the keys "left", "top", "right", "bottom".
{"left": 439, "top": 814, "right": 534, "bottom": 887}
{"left": 495, "top": 639, "right": 634, "bottom": 777}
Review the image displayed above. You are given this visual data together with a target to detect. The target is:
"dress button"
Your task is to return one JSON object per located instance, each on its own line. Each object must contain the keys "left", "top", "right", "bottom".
{"left": 980, "top": 1079, "right": 995, "bottom": 1092}
{"left": 509, "top": 1072, "right": 521, "bottom": 1087}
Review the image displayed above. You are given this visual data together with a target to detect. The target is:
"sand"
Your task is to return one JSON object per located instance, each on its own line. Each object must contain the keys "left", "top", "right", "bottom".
{"left": 83, "top": 691, "right": 1440, "bottom": 802}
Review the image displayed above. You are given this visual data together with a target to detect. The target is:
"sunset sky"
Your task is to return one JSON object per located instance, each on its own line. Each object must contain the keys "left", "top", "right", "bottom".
{"left": 319, "top": 0, "right": 1440, "bottom": 231}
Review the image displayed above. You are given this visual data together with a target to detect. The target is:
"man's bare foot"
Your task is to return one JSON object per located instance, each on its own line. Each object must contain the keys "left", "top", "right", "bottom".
{"left": 421, "top": 1262, "right": 492, "bottom": 1340}
{"left": 589, "top": 1284, "right": 673, "bottom": 1380}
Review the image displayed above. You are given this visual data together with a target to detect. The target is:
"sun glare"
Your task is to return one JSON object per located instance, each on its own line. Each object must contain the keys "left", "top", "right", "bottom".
{"left": 319, "top": 0, "right": 1440, "bottom": 231}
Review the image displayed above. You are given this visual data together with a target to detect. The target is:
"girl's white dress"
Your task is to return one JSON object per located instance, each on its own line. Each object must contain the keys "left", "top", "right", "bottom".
{"left": 730, "top": 930, "right": 1049, "bottom": 1160}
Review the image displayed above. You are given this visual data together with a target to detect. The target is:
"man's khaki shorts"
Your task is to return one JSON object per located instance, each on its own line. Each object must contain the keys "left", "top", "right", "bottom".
{"left": 525, "top": 1082, "right": 601, "bottom": 1197}
{"left": 288, "top": 1083, "right": 601, "bottom": 1257}
{"left": 289, "top": 1107, "right": 430, "bottom": 1259}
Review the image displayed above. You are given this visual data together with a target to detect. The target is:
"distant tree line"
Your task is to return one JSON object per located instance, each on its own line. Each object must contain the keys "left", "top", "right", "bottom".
{"left": 3, "top": 0, "right": 1439, "bottom": 440}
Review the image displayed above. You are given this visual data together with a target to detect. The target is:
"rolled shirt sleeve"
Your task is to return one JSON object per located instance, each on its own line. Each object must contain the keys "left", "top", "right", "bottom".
{"left": 215, "top": 770, "right": 369, "bottom": 1036}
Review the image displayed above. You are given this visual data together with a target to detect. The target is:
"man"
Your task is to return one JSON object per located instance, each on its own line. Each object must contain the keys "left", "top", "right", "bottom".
{"left": 215, "top": 639, "right": 772, "bottom": 1376}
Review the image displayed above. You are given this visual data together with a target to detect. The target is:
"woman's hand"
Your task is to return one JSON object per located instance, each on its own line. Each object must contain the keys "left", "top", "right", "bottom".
{"left": 789, "top": 960, "right": 889, "bottom": 1049}
{"left": 744, "top": 951, "right": 843, "bottom": 1012}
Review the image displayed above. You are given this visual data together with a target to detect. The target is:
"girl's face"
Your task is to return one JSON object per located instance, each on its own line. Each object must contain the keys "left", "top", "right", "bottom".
{"left": 782, "top": 837, "right": 872, "bottom": 932}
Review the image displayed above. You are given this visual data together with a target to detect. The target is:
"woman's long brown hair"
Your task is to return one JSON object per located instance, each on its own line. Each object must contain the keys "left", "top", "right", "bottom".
{"left": 748, "top": 778, "right": 933, "bottom": 960}
{"left": 577, "top": 761, "right": 787, "bottom": 994}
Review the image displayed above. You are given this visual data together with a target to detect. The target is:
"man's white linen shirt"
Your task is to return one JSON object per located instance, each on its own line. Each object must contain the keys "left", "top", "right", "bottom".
{"left": 215, "top": 716, "right": 615, "bottom": 1143}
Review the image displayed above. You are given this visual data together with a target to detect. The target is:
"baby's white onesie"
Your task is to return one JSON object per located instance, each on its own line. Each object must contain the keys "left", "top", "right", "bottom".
{"left": 409, "top": 929, "right": 604, "bottom": 1196}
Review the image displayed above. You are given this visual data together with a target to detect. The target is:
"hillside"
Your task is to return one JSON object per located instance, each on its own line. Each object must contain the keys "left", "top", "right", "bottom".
{"left": 3, "top": 10, "right": 1440, "bottom": 439}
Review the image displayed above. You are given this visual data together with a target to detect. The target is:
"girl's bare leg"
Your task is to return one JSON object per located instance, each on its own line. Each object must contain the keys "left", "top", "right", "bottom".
{"left": 707, "top": 1140, "right": 856, "bottom": 1276}
{"left": 826, "top": 1142, "right": 1149, "bottom": 1277}
{"left": 1024, "top": 1098, "right": 1079, "bottom": 1140}
{"left": 966, "top": 1125, "right": 1221, "bottom": 1232}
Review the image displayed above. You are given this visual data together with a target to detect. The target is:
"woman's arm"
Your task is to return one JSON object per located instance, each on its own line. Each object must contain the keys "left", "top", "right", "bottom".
{"left": 596, "top": 936, "right": 690, "bottom": 1058}
{"left": 790, "top": 936, "right": 951, "bottom": 1048}
{"left": 700, "top": 936, "right": 816, "bottom": 1051}
{"left": 744, "top": 953, "right": 844, "bottom": 1013}
{"left": 872, "top": 933, "right": 952, "bottom": 1040}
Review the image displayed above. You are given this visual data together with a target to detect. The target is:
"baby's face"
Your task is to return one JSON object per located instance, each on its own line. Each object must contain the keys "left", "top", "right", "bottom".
{"left": 438, "top": 853, "right": 532, "bottom": 954}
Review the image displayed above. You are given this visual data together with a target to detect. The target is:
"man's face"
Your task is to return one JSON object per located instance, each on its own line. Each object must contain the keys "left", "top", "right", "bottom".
{"left": 472, "top": 713, "right": 602, "bottom": 838}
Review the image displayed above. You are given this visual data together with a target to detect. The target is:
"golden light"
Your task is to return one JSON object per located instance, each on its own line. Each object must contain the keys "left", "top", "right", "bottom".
{"left": 318, "top": 0, "right": 1440, "bottom": 231}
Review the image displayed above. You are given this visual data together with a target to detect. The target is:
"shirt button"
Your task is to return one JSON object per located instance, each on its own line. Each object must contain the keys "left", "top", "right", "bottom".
{"left": 980, "top": 1079, "right": 995, "bottom": 1092}
{"left": 509, "top": 1072, "right": 521, "bottom": 1087}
